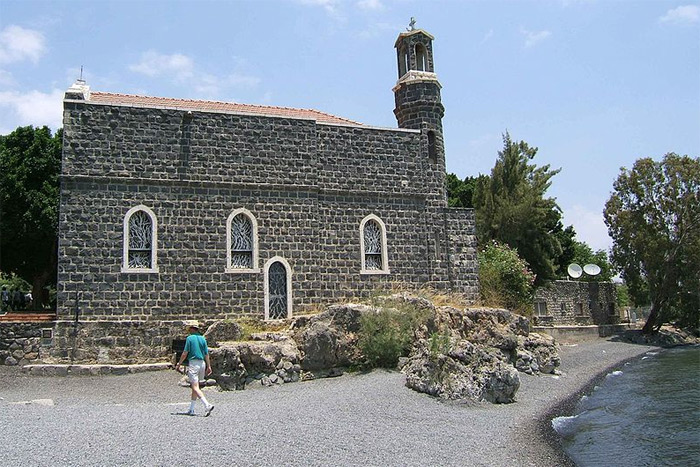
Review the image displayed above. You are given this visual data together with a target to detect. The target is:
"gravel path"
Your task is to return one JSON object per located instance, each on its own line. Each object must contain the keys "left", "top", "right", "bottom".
{"left": 0, "top": 338, "right": 655, "bottom": 466}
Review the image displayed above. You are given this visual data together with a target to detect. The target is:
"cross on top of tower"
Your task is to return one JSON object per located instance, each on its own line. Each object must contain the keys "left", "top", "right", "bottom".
{"left": 407, "top": 17, "right": 416, "bottom": 31}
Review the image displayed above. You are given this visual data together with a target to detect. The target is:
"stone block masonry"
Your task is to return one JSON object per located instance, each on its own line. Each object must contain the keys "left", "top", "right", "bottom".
{"left": 533, "top": 280, "right": 618, "bottom": 326}
{"left": 0, "top": 323, "right": 53, "bottom": 366}
{"left": 53, "top": 26, "right": 480, "bottom": 363}
{"left": 59, "top": 102, "right": 478, "bottom": 324}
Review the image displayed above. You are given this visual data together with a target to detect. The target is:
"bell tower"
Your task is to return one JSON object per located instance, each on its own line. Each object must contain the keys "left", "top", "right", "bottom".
{"left": 393, "top": 19, "right": 446, "bottom": 197}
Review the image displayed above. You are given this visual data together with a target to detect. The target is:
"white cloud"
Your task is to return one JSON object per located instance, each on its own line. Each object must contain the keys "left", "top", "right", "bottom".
{"left": 659, "top": 5, "right": 700, "bottom": 24}
{"left": 129, "top": 51, "right": 260, "bottom": 98}
{"left": 0, "top": 89, "right": 64, "bottom": 132}
{"left": 521, "top": 28, "right": 552, "bottom": 48}
{"left": 563, "top": 204, "right": 613, "bottom": 252}
{"left": 357, "top": 0, "right": 384, "bottom": 11}
{"left": 0, "top": 25, "right": 46, "bottom": 64}
{"left": 129, "top": 51, "right": 194, "bottom": 81}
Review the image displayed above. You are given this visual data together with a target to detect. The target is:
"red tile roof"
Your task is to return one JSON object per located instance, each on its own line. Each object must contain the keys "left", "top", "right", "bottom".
{"left": 88, "top": 91, "right": 363, "bottom": 126}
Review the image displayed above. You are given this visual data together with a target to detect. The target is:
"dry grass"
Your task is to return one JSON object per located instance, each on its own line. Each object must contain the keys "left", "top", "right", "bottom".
{"left": 237, "top": 318, "right": 289, "bottom": 340}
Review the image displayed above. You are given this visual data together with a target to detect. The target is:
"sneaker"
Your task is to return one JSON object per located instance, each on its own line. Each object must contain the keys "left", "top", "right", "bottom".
{"left": 186, "top": 410, "right": 196, "bottom": 416}
{"left": 204, "top": 405, "right": 215, "bottom": 417}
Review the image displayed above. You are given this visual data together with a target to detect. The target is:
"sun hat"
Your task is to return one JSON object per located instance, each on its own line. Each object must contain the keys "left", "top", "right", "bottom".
{"left": 184, "top": 320, "right": 201, "bottom": 329}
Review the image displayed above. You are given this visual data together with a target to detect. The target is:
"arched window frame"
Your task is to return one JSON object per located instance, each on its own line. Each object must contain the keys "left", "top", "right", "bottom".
{"left": 225, "top": 208, "right": 260, "bottom": 273}
{"left": 415, "top": 44, "right": 427, "bottom": 71}
{"left": 360, "top": 214, "right": 389, "bottom": 274}
{"left": 398, "top": 46, "right": 409, "bottom": 78}
{"left": 263, "top": 256, "right": 292, "bottom": 321}
{"left": 122, "top": 205, "right": 159, "bottom": 273}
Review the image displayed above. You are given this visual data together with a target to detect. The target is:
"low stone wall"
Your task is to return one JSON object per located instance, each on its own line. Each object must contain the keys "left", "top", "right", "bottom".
{"left": 0, "top": 322, "right": 53, "bottom": 366}
{"left": 46, "top": 320, "right": 195, "bottom": 364}
{"left": 534, "top": 324, "right": 638, "bottom": 343}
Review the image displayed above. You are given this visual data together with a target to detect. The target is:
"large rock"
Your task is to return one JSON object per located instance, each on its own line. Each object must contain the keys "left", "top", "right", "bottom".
{"left": 291, "top": 304, "right": 371, "bottom": 371}
{"left": 208, "top": 346, "right": 247, "bottom": 390}
{"left": 203, "top": 320, "right": 243, "bottom": 347}
{"left": 403, "top": 338, "right": 520, "bottom": 403}
{"left": 517, "top": 333, "right": 560, "bottom": 374}
{"left": 210, "top": 338, "right": 301, "bottom": 390}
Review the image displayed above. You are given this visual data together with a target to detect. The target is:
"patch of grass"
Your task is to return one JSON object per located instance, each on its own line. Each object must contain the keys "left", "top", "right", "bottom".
{"left": 236, "top": 318, "right": 288, "bottom": 341}
{"left": 428, "top": 329, "right": 452, "bottom": 359}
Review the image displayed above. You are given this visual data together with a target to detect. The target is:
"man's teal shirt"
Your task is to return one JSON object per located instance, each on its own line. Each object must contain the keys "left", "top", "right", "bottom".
{"left": 183, "top": 334, "right": 208, "bottom": 361}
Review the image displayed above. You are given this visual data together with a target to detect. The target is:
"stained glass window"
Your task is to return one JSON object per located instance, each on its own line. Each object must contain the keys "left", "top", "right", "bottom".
{"left": 230, "top": 214, "right": 253, "bottom": 269}
{"left": 363, "top": 220, "right": 383, "bottom": 270}
{"left": 268, "top": 261, "right": 287, "bottom": 320}
{"left": 128, "top": 210, "right": 153, "bottom": 269}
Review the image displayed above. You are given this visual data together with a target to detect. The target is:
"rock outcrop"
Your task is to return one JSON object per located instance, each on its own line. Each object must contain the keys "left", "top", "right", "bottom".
{"left": 290, "top": 304, "right": 368, "bottom": 372}
{"left": 205, "top": 294, "right": 560, "bottom": 404}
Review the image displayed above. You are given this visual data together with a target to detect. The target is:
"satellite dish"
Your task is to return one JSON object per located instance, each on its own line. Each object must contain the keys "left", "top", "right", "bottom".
{"left": 567, "top": 263, "right": 583, "bottom": 279}
{"left": 584, "top": 264, "right": 601, "bottom": 276}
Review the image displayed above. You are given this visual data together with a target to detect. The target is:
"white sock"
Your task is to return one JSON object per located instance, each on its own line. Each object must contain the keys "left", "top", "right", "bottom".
{"left": 200, "top": 395, "right": 210, "bottom": 408}
{"left": 189, "top": 400, "right": 196, "bottom": 412}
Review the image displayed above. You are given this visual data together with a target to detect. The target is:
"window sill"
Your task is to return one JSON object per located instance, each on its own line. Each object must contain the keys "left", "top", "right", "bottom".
{"left": 121, "top": 267, "right": 159, "bottom": 274}
{"left": 225, "top": 268, "right": 261, "bottom": 274}
{"left": 360, "top": 269, "right": 390, "bottom": 275}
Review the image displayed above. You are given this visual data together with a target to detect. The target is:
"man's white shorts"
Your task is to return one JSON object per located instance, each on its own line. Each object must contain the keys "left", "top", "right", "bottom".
{"left": 186, "top": 359, "right": 205, "bottom": 384}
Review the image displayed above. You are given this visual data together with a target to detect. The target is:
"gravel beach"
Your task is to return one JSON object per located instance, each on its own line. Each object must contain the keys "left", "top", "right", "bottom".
{"left": 0, "top": 337, "right": 655, "bottom": 466}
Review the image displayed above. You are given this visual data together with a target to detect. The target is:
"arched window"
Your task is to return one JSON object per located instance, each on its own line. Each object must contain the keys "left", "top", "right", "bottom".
{"left": 360, "top": 215, "right": 389, "bottom": 274}
{"left": 415, "top": 44, "right": 427, "bottom": 71}
{"left": 264, "top": 256, "right": 292, "bottom": 320}
{"left": 399, "top": 47, "right": 408, "bottom": 77}
{"left": 122, "top": 205, "right": 158, "bottom": 273}
{"left": 226, "top": 208, "right": 259, "bottom": 273}
{"left": 427, "top": 130, "right": 437, "bottom": 162}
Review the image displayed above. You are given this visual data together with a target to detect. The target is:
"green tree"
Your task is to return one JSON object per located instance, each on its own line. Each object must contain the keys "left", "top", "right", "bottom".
{"left": 568, "top": 240, "right": 614, "bottom": 282}
{"left": 0, "top": 126, "right": 62, "bottom": 309}
{"left": 478, "top": 241, "right": 536, "bottom": 315}
{"left": 553, "top": 224, "right": 577, "bottom": 277}
{"left": 446, "top": 173, "right": 483, "bottom": 208}
{"left": 604, "top": 153, "right": 700, "bottom": 333}
{"left": 473, "top": 132, "right": 564, "bottom": 283}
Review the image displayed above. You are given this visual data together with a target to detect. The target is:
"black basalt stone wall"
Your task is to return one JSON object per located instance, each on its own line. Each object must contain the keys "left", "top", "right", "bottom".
{"left": 58, "top": 101, "right": 479, "bottom": 327}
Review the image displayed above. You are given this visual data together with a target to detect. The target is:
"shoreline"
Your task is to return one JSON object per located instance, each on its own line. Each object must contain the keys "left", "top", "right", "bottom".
{"left": 515, "top": 338, "right": 660, "bottom": 466}
{"left": 0, "top": 337, "right": 671, "bottom": 466}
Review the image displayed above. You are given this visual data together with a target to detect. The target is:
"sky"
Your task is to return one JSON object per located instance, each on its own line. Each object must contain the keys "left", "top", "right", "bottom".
{"left": 1, "top": 0, "right": 698, "bottom": 253}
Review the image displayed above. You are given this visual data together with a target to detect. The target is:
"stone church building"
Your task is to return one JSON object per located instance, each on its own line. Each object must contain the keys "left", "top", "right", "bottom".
{"left": 52, "top": 26, "right": 479, "bottom": 361}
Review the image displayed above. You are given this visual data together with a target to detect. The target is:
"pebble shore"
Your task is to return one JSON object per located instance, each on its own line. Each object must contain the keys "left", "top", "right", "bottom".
{"left": 0, "top": 337, "right": 655, "bottom": 466}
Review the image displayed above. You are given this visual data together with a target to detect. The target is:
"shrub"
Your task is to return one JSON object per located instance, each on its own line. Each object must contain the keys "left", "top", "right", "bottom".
{"left": 478, "top": 241, "right": 535, "bottom": 315}
{"left": 358, "top": 301, "right": 431, "bottom": 369}
{"left": 428, "top": 329, "right": 452, "bottom": 359}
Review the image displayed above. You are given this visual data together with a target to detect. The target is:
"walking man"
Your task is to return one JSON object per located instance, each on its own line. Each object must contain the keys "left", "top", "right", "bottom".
{"left": 175, "top": 321, "right": 215, "bottom": 416}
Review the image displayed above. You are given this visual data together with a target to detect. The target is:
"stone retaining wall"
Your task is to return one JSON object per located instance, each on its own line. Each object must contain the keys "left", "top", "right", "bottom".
{"left": 0, "top": 322, "right": 53, "bottom": 366}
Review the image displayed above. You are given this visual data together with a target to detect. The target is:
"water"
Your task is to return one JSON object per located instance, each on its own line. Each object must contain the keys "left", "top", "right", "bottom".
{"left": 553, "top": 346, "right": 700, "bottom": 467}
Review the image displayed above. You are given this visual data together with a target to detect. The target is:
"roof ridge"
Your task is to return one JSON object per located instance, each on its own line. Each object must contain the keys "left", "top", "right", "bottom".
{"left": 89, "top": 91, "right": 362, "bottom": 125}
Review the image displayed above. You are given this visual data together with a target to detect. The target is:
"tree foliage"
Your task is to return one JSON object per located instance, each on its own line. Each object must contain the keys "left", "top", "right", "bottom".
{"left": 604, "top": 153, "right": 700, "bottom": 333}
{"left": 0, "top": 126, "right": 62, "bottom": 309}
{"left": 472, "top": 133, "right": 564, "bottom": 283}
{"left": 478, "top": 241, "right": 536, "bottom": 315}
{"left": 446, "top": 173, "right": 483, "bottom": 208}
{"left": 568, "top": 240, "right": 614, "bottom": 282}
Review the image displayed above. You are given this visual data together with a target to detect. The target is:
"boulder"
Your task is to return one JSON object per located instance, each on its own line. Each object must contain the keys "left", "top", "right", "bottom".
{"left": 292, "top": 304, "right": 371, "bottom": 371}
{"left": 203, "top": 320, "right": 243, "bottom": 347}
{"left": 517, "top": 333, "right": 560, "bottom": 374}
{"left": 403, "top": 338, "right": 520, "bottom": 404}
{"left": 209, "top": 346, "right": 247, "bottom": 390}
